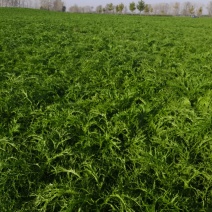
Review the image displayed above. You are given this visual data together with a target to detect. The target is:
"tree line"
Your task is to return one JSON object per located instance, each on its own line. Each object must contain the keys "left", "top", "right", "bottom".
{"left": 70, "top": 1, "right": 212, "bottom": 17}
{"left": 0, "top": 0, "right": 66, "bottom": 11}
{"left": 1, "top": 0, "right": 212, "bottom": 16}
{"left": 40, "top": 0, "right": 66, "bottom": 11}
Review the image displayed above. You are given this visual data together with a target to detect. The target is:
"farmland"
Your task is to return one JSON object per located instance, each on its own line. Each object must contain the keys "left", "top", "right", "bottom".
{"left": 0, "top": 8, "right": 212, "bottom": 211}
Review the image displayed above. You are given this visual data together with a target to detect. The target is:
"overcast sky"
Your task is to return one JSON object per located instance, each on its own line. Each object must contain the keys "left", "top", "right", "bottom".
{"left": 64, "top": 0, "right": 208, "bottom": 8}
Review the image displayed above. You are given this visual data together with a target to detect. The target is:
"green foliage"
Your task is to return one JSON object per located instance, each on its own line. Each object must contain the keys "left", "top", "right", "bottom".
{"left": 116, "top": 3, "right": 124, "bottom": 14}
{"left": 118, "top": 3, "right": 124, "bottom": 13}
{"left": 106, "top": 3, "right": 114, "bottom": 13}
{"left": 1, "top": 7, "right": 212, "bottom": 211}
{"left": 129, "top": 2, "right": 136, "bottom": 13}
{"left": 137, "top": 0, "right": 145, "bottom": 13}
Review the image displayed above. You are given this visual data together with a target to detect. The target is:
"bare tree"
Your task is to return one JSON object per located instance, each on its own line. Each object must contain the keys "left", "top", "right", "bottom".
{"left": 152, "top": 4, "right": 159, "bottom": 15}
{"left": 144, "top": 4, "right": 150, "bottom": 15}
{"left": 123, "top": 5, "right": 128, "bottom": 14}
{"left": 196, "top": 6, "right": 203, "bottom": 16}
{"left": 149, "top": 4, "right": 153, "bottom": 14}
{"left": 207, "top": 1, "right": 212, "bottom": 16}
{"left": 96, "top": 5, "right": 103, "bottom": 13}
{"left": 172, "top": 2, "right": 180, "bottom": 16}
{"left": 78, "top": 7, "right": 84, "bottom": 13}
{"left": 12, "top": 0, "right": 21, "bottom": 7}
{"left": 181, "top": 2, "right": 195, "bottom": 16}
{"left": 115, "top": 4, "right": 119, "bottom": 13}
{"left": 189, "top": 5, "right": 195, "bottom": 15}
{"left": 1, "top": 0, "right": 7, "bottom": 6}
{"left": 69, "top": 4, "right": 79, "bottom": 13}
{"left": 83, "top": 6, "right": 93, "bottom": 13}
{"left": 159, "top": 3, "right": 170, "bottom": 15}
{"left": 0, "top": 0, "right": 32, "bottom": 7}
{"left": 40, "top": 0, "right": 53, "bottom": 10}
{"left": 53, "top": 0, "right": 64, "bottom": 11}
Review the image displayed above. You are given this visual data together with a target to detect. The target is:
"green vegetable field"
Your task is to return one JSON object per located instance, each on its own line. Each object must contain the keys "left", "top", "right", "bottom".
{"left": 1, "top": 8, "right": 212, "bottom": 211}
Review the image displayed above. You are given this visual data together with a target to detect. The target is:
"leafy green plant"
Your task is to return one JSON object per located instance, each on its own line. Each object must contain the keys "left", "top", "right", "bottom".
{"left": 1, "top": 7, "right": 212, "bottom": 211}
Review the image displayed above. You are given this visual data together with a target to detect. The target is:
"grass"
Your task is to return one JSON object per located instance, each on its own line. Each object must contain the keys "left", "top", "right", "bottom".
{"left": 0, "top": 8, "right": 212, "bottom": 211}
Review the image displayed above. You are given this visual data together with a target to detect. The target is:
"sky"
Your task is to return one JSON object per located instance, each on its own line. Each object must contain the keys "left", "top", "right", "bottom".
{"left": 64, "top": 0, "right": 208, "bottom": 8}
